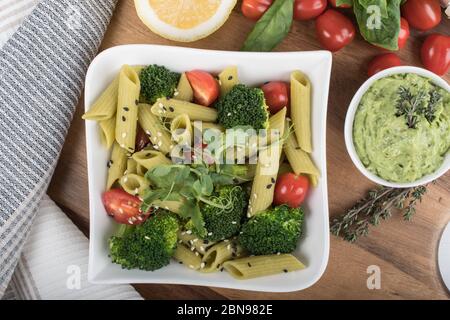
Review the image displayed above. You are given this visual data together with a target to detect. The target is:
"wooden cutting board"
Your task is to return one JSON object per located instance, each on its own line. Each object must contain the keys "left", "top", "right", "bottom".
{"left": 48, "top": 0, "right": 450, "bottom": 299}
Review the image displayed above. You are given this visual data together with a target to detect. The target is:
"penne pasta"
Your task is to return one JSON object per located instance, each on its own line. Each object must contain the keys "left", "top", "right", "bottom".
{"left": 151, "top": 98, "right": 218, "bottom": 122}
{"left": 106, "top": 142, "right": 128, "bottom": 190}
{"left": 136, "top": 164, "right": 148, "bottom": 177}
{"left": 247, "top": 142, "right": 282, "bottom": 217}
{"left": 99, "top": 116, "right": 116, "bottom": 149}
{"left": 176, "top": 73, "right": 194, "bottom": 102}
{"left": 283, "top": 119, "right": 320, "bottom": 181}
{"left": 138, "top": 103, "right": 174, "bottom": 155}
{"left": 152, "top": 200, "right": 182, "bottom": 214}
{"left": 115, "top": 65, "right": 141, "bottom": 153}
{"left": 223, "top": 254, "right": 305, "bottom": 280}
{"left": 170, "top": 114, "right": 192, "bottom": 146}
{"left": 119, "top": 173, "right": 149, "bottom": 197}
{"left": 201, "top": 241, "right": 237, "bottom": 273}
{"left": 218, "top": 66, "right": 239, "bottom": 97}
{"left": 291, "top": 70, "right": 312, "bottom": 153}
{"left": 267, "top": 106, "right": 287, "bottom": 145}
{"left": 132, "top": 150, "right": 172, "bottom": 170}
{"left": 173, "top": 244, "right": 202, "bottom": 270}
{"left": 82, "top": 76, "right": 119, "bottom": 121}
{"left": 126, "top": 158, "right": 138, "bottom": 175}
{"left": 177, "top": 231, "right": 216, "bottom": 255}
{"left": 200, "top": 122, "right": 225, "bottom": 132}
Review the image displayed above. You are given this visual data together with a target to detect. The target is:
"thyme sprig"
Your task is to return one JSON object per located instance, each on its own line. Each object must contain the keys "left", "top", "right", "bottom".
{"left": 330, "top": 185, "right": 427, "bottom": 242}
{"left": 395, "top": 86, "right": 427, "bottom": 129}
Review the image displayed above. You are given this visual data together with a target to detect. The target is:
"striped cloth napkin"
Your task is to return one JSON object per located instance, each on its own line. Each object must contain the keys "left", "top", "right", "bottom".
{"left": 0, "top": 0, "right": 141, "bottom": 299}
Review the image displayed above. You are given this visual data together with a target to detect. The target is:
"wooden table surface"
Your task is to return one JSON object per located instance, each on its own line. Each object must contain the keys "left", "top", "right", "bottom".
{"left": 48, "top": 0, "right": 450, "bottom": 299}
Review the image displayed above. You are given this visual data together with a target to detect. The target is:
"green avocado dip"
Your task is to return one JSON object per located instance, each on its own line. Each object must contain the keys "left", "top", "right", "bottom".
{"left": 353, "top": 73, "right": 450, "bottom": 183}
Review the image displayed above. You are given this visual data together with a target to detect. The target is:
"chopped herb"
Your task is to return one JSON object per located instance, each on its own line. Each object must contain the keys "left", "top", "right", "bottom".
{"left": 395, "top": 86, "right": 427, "bottom": 129}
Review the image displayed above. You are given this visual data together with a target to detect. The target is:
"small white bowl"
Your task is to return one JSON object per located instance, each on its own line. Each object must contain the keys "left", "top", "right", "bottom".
{"left": 344, "top": 66, "right": 450, "bottom": 188}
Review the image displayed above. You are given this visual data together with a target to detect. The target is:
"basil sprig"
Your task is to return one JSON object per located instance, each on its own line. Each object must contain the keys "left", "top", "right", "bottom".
{"left": 242, "top": 0, "right": 294, "bottom": 52}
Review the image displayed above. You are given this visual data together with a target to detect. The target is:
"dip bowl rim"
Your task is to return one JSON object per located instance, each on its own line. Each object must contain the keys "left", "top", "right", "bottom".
{"left": 344, "top": 66, "right": 450, "bottom": 188}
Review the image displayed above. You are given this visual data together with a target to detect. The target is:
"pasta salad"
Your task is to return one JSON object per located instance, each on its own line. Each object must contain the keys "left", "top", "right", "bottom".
{"left": 83, "top": 64, "right": 319, "bottom": 280}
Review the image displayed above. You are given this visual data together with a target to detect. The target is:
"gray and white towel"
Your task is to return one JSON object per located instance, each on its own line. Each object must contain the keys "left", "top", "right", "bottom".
{"left": 0, "top": 0, "right": 140, "bottom": 299}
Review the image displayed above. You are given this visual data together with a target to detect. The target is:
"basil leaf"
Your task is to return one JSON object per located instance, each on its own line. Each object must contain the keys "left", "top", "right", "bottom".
{"left": 357, "top": 0, "right": 387, "bottom": 18}
{"left": 336, "top": 0, "right": 353, "bottom": 6}
{"left": 353, "top": 0, "right": 401, "bottom": 50}
{"left": 242, "top": 0, "right": 294, "bottom": 52}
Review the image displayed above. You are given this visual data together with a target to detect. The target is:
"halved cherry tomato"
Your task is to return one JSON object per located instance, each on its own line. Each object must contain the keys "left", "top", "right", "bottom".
{"left": 367, "top": 53, "right": 402, "bottom": 77}
{"left": 241, "top": 0, "right": 273, "bottom": 21}
{"left": 135, "top": 124, "right": 150, "bottom": 152}
{"left": 328, "top": 0, "right": 351, "bottom": 8}
{"left": 294, "top": 0, "right": 327, "bottom": 21}
{"left": 102, "top": 189, "right": 150, "bottom": 225}
{"left": 315, "top": 9, "right": 355, "bottom": 52}
{"left": 186, "top": 70, "right": 220, "bottom": 107}
{"left": 421, "top": 34, "right": 450, "bottom": 76}
{"left": 397, "top": 18, "right": 410, "bottom": 50}
{"left": 274, "top": 173, "right": 310, "bottom": 208}
{"left": 261, "top": 81, "right": 290, "bottom": 114}
{"left": 401, "top": 0, "right": 441, "bottom": 31}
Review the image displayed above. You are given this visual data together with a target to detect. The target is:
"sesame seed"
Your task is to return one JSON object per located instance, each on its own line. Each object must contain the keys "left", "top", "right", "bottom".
{"left": 266, "top": 184, "right": 273, "bottom": 189}
{"left": 186, "top": 230, "right": 192, "bottom": 235}
{"left": 157, "top": 132, "right": 162, "bottom": 137}
{"left": 144, "top": 236, "right": 150, "bottom": 240}
{"left": 122, "top": 116, "right": 126, "bottom": 122}
{"left": 200, "top": 262, "right": 205, "bottom": 269}
{"left": 122, "top": 132, "right": 127, "bottom": 138}
{"left": 228, "top": 75, "right": 233, "bottom": 81}
{"left": 189, "top": 265, "right": 194, "bottom": 269}
{"left": 271, "top": 177, "right": 276, "bottom": 184}
{"left": 283, "top": 269, "right": 288, "bottom": 273}
{"left": 247, "top": 262, "right": 252, "bottom": 267}
{"left": 159, "top": 103, "right": 164, "bottom": 108}
{"left": 123, "top": 106, "right": 129, "bottom": 111}
{"left": 164, "top": 206, "right": 169, "bottom": 210}
{"left": 195, "top": 252, "right": 199, "bottom": 256}
{"left": 178, "top": 240, "right": 183, "bottom": 243}
{"left": 158, "top": 141, "right": 162, "bottom": 146}
{"left": 190, "top": 247, "right": 195, "bottom": 251}
{"left": 218, "top": 80, "right": 222, "bottom": 86}
{"left": 169, "top": 106, "right": 175, "bottom": 112}
{"left": 123, "top": 177, "right": 128, "bottom": 183}
{"left": 253, "top": 193, "right": 257, "bottom": 199}
{"left": 145, "top": 130, "right": 151, "bottom": 135}
{"left": 134, "top": 188, "right": 139, "bottom": 194}
{"left": 118, "top": 208, "right": 124, "bottom": 214}
{"left": 181, "top": 231, "right": 186, "bottom": 236}
{"left": 220, "top": 267, "right": 224, "bottom": 272}
{"left": 179, "top": 261, "right": 183, "bottom": 264}
{"left": 223, "top": 239, "right": 229, "bottom": 242}
{"left": 227, "top": 112, "right": 232, "bottom": 117}
{"left": 231, "top": 221, "right": 237, "bottom": 225}
{"left": 174, "top": 91, "right": 179, "bottom": 96}
{"left": 277, "top": 252, "right": 281, "bottom": 255}
{"left": 207, "top": 232, "right": 213, "bottom": 236}
{"left": 153, "top": 145, "right": 159, "bottom": 149}
{"left": 226, "top": 244, "right": 231, "bottom": 251}
{"left": 193, "top": 238, "right": 198, "bottom": 243}
{"left": 199, "top": 246, "right": 205, "bottom": 252}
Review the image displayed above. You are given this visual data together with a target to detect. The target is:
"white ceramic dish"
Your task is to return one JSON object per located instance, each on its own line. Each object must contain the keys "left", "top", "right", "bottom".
{"left": 86, "top": 45, "right": 332, "bottom": 292}
{"left": 344, "top": 66, "right": 450, "bottom": 188}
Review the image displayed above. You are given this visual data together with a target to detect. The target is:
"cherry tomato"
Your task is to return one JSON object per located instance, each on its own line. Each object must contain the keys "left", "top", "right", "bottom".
{"left": 294, "top": 0, "right": 327, "bottom": 21}
{"left": 401, "top": 0, "right": 441, "bottom": 31}
{"left": 102, "top": 189, "right": 151, "bottom": 225}
{"left": 367, "top": 53, "right": 402, "bottom": 77}
{"left": 241, "top": 0, "right": 273, "bottom": 21}
{"left": 315, "top": 9, "right": 355, "bottom": 52}
{"left": 328, "top": 0, "right": 351, "bottom": 8}
{"left": 135, "top": 124, "right": 150, "bottom": 152}
{"left": 397, "top": 17, "right": 410, "bottom": 50}
{"left": 421, "top": 34, "right": 450, "bottom": 76}
{"left": 261, "top": 81, "right": 290, "bottom": 114}
{"left": 186, "top": 70, "right": 220, "bottom": 107}
{"left": 274, "top": 173, "right": 310, "bottom": 208}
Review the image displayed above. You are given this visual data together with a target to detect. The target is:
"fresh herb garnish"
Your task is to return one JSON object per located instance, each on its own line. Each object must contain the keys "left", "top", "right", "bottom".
{"left": 395, "top": 86, "right": 427, "bottom": 129}
{"left": 140, "top": 163, "right": 250, "bottom": 236}
{"left": 424, "top": 89, "right": 442, "bottom": 124}
{"left": 330, "top": 185, "right": 427, "bottom": 242}
{"left": 241, "top": 0, "right": 294, "bottom": 52}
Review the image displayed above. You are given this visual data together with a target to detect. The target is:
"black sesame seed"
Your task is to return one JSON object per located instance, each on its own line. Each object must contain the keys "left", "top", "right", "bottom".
{"left": 122, "top": 116, "right": 126, "bottom": 121}
{"left": 107, "top": 160, "right": 113, "bottom": 168}
{"left": 266, "top": 184, "right": 273, "bottom": 189}
{"left": 123, "top": 107, "right": 129, "bottom": 111}
{"left": 166, "top": 96, "right": 171, "bottom": 100}
{"left": 179, "top": 261, "right": 183, "bottom": 264}
{"left": 220, "top": 268, "right": 224, "bottom": 272}
{"left": 146, "top": 153, "right": 151, "bottom": 157}
{"left": 283, "top": 269, "right": 288, "bottom": 273}
{"left": 271, "top": 177, "right": 276, "bottom": 184}
{"left": 135, "top": 100, "right": 139, "bottom": 105}
{"left": 162, "top": 106, "right": 167, "bottom": 111}
{"left": 295, "top": 147, "right": 302, "bottom": 150}
{"left": 248, "top": 262, "right": 252, "bottom": 267}
{"left": 169, "top": 106, "right": 175, "bottom": 112}
{"left": 228, "top": 76, "right": 233, "bottom": 81}
{"left": 203, "top": 239, "right": 209, "bottom": 244}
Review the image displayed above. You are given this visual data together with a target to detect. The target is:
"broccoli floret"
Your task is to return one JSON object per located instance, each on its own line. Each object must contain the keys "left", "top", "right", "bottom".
{"left": 239, "top": 205, "right": 304, "bottom": 255}
{"left": 109, "top": 210, "right": 179, "bottom": 271}
{"left": 190, "top": 185, "right": 248, "bottom": 242}
{"left": 139, "top": 65, "right": 180, "bottom": 104}
{"left": 216, "top": 84, "right": 269, "bottom": 130}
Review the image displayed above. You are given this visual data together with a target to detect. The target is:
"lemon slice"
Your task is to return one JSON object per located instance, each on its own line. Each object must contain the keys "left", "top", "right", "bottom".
{"left": 134, "top": 0, "right": 237, "bottom": 42}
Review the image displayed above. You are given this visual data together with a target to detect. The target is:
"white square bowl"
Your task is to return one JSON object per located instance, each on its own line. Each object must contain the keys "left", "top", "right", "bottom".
{"left": 86, "top": 45, "right": 332, "bottom": 292}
